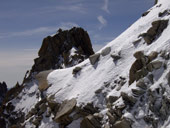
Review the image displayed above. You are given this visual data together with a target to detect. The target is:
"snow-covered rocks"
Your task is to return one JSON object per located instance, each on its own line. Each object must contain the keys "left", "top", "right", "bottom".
{"left": 111, "top": 52, "right": 121, "bottom": 62}
{"left": 121, "top": 92, "right": 137, "bottom": 106}
{"left": 80, "top": 115, "right": 101, "bottom": 128}
{"left": 129, "top": 50, "right": 164, "bottom": 85}
{"left": 140, "top": 20, "right": 169, "bottom": 45}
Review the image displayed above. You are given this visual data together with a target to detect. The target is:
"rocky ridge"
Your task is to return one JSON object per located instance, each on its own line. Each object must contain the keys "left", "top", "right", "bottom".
{"left": 0, "top": 27, "right": 94, "bottom": 128}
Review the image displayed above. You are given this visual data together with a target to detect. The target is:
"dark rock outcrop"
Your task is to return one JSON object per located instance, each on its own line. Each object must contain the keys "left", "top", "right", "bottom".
{"left": 0, "top": 82, "right": 8, "bottom": 105}
{"left": 31, "top": 27, "right": 94, "bottom": 73}
{"left": 154, "top": 0, "right": 158, "bottom": 5}
{"left": 140, "top": 20, "right": 169, "bottom": 45}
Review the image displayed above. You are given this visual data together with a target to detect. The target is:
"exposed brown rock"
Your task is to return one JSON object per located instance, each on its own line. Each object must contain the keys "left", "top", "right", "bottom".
{"left": 101, "top": 47, "right": 111, "bottom": 56}
{"left": 31, "top": 27, "right": 94, "bottom": 73}
{"left": 151, "top": 60, "right": 163, "bottom": 69}
{"left": 121, "top": 92, "right": 137, "bottom": 106}
{"left": 54, "top": 98, "right": 77, "bottom": 123}
{"left": 140, "top": 20, "right": 169, "bottom": 45}
{"left": 133, "top": 51, "right": 144, "bottom": 59}
{"left": 129, "top": 59, "right": 143, "bottom": 85}
{"left": 113, "top": 119, "right": 131, "bottom": 128}
{"left": 35, "top": 70, "right": 53, "bottom": 91}
{"left": 148, "top": 51, "right": 158, "bottom": 62}
{"left": 80, "top": 115, "right": 101, "bottom": 128}
{"left": 72, "top": 67, "right": 82, "bottom": 75}
{"left": 89, "top": 53, "right": 100, "bottom": 65}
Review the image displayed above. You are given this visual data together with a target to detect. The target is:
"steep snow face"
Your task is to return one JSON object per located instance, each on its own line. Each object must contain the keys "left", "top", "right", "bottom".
{"left": 47, "top": 0, "right": 170, "bottom": 104}
{"left": 44, "top": 0, "right": 170, "bottom": 127}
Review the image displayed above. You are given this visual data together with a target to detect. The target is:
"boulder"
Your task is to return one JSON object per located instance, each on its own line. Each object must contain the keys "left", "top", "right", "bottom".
{"left": 159, "top": 10, "right": 169, "bottom": 17}
{"left": 101, "top": 47, "right": 111, "bottom": 56}
{"left": 113, "top": 119, "right": 131, "bottom": 128}
{"left": 151, "top": 60, "right": 163, "bottom": 69}
{"left": 38, "top": 103, "right": 47, "bottom": 115}
{"left": 146, "top": 63, "right": 154, "bottom": 72}
{"left": 135, "top": 68, "right": 148, "bottom": 81}
{"left": 160, "top": 50, "right": 170, "bottom": 60}
{"left": 81, "top": 103, "right": 99, "bottom": 116}
{"left": 106, "top": 96, "right": 119, "bottom": 104}
{"left": 36, "top": 70, "right": 53, "bottom": 91}
{"left": 106, "top": 111, "right": 117, "bottom": 124}
{"left": 140, "top": 20, "right": 169, "bottom": 45}
{"left": 132, "top": 88, "right": 145, "bottom": 96}
{"left": 80, "top": 115, "right": 101, "bottom": 128}
{"left": 141, "top": 56, "right": 149, "bottom": 66}
{"left": 32, "top": 116, "right": 43, "bottom": 127}
{"left": 148, "top": 51, "right": 158, "bottom": 62}
{"left": 72, "top": 67, "right": 82, "bottom": 75}
{"left": 121, "top": 92, "right": 137, "bottom": 106}
{"left": 133, "top": 51, "right": 144, "bottom": 59}
{"left": 136, "top": 79, "right": 147, "bottom": 90}
{"left": 55, "top": 98, "right": 77, "bottom": 123}
{"left": 47, "top": 96, "right": 60, "bottom": 114}
{"left": 129, "top": 59, "right": 143, "bottom": 85}
{"left": 89, "top": 53, "right": 100, "bottom": 65}
{"left": 111, "top": 53, "right": 121, "bottom": 61}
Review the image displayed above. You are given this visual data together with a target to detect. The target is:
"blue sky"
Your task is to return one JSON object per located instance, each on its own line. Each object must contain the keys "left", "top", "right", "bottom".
{"left": 0, "top": 0, "right": 153, "bottom": 87}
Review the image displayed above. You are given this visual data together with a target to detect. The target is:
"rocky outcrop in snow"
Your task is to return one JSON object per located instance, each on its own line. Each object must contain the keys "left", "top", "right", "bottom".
{"left": 31, "top": 27, "right": 94, "bottom": 73}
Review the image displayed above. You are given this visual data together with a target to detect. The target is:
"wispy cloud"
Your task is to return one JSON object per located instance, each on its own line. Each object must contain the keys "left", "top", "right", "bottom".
{"left": 102, "top": 0, "right": 110, "bottom": 13}
{"left": 55, "top": 4, "right": 86, "bottom": 14}
{"left": 97, "top": 15, "right": 107, "bottom": 29}
{"left": 40, "top": 3, "right": 86, "bottom": 14}
{"left": 0, "top": 22, "right": 78, "bottom": 39}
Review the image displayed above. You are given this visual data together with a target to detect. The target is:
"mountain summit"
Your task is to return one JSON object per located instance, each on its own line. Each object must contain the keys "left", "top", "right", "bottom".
{"left": 1, "top": 0, "right": 170, "bottom": 128}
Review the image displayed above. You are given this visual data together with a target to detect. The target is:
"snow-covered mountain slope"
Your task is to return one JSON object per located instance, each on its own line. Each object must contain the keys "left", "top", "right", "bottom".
{"left": 1, "top": 0, "right": 170, "bottom": 128}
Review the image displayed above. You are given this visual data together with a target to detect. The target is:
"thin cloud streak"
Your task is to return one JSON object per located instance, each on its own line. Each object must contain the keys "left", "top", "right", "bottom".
{"left": 102, "top": 0, "right": 110, "bottom": 13}
{"left": 55, "top": 4, "right": 86, "bottom": 14}
{"left": 97, "top": 15, "right": 107, "bottom": 29}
